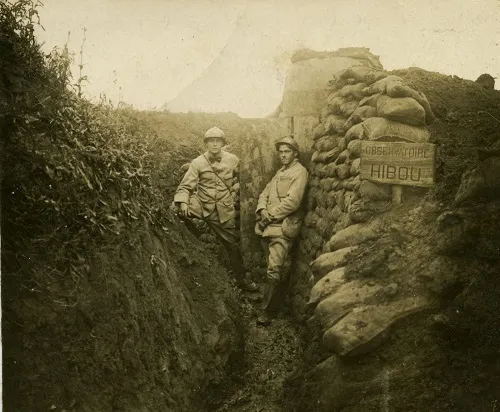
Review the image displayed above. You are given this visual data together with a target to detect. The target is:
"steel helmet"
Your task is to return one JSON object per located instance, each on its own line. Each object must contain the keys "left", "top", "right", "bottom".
{"left": 204, "top": 127, "right": 226, "bottom": 143}
{"left": 275, "top": 136, "right": 299, "bottom": 152}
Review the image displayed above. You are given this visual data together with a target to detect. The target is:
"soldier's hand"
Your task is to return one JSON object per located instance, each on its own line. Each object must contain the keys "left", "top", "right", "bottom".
{"left": 260, "top": 209, "right": 272, "bottom": 225}
{"left": 179, "top": 202, "right": 189, "bottom": 218}
{"left": 170, "top": 202, "right": 179, "bottom": 214}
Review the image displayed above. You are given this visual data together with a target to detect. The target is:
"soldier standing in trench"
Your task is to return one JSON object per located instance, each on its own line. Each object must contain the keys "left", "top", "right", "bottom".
{"left": 173, "top": 126, "right": 259, "bottom": 292}
{"left": 255, "top": 136, "right": 308, "bottom": 325}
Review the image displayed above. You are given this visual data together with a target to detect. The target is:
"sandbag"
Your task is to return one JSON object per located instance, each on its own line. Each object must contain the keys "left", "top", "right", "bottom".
{"left": 337, "top": 136, "right": 347, "bottom": 152}
{"left": 313, "top": 123, "right": 327, "bottom": 140}
{"left": 353, "top": 175, "right": 362, "bottom": 191}
{"left": 340, "top": 101, "right": 359, "bottom": 117}
{"left": 313, "top": 135, "right": 327, "bottom": 152}
{"left": 315, "top": 206, "right": 326, "bottom": 218}
{"left": 344, "top": 175, "right": 360, "bottom": 191}
{"left": 322, "top": 297, "right": 431, "bottom": 356}
{"left": 325, "top": 163, "right": 338, "bottom": 178}
{"left": 318, "top": 218, "right": 330, "bottom": 239}
{"left": 327, "top": 205, "right": 343, "bottom": 223}
{"left": 310, "top": 177, "right": 321, "bottom": 188}
{"left": 345, "top": 123, "right": 365, "bottom": 143}
{"left": 386, "top": 82, "right": 435, "bottom": 124}
{"left": 343, "top": 106, "right": 378, "bottom": 130}
{"left": 324, "top": 221, "right": 379, "bottom": 252}
{"left": 306, "top": 193, "right": 317, "bottom": 211}
{"left": 319, "top": 192, "right": 330, "bottom": 208}
{"left": 310, "top": 229, "right": 324, "bottom": 250}
{"left": 308, "top": 267, "right": 346, "bottom": 307}
{"left": 304, "top": 211, "right": 319, "bottom": 228}
{"left": 320, "top": 178, "right": 331, "bottom": 191}
{"left": 337, "top": 150, "right": 349, "bottom": 164}
{"left": 347, "top": 139, "right": 362, "bottom": 158}
{"left": 344, "top": 191, "right": 355, "bottom": 211}
{"left": 376, "top": 94, "right": 426, "bottom": 126}
{"left": 337, "top": 163, "right": 350, "bottom": 180}
{"left": 314, "top": 189, "right": 324, "bottom": 206}
{"left": 361, "top": 117, "right": 430, "bottom": 143}
{"left": 327, "top": 96, "right": 350, "bottom": 115}
{"left": 359, "top": 93, "right": 382, "bottom": 108}
{"left": 334, "top": 213, "right": 352, "bottom": 234}
{"left": 314, "top": 279, "right": 382, "bottom": 329}
{"left": 326, "top": 177, "right": 340, "bottom": 191}
{"left": 324, "top": 114, "right": 347, "bottom": 135}
{"left": 334, "top": 190, "right": 346, "bottom": 212}
{"left": 308, "top": 186, "right": 319, "bottom": 201}
{"left": 349, "top": 199, "right": 391, "bottom": 223}
{"left": 357, "top": 180, "right": 392, "bottom": 201}
{"left": 339, "top": 66, "right": 387, "bottom": 85}
{"left": 362, "top": 75, "right": 402, "bottom": 96}
{"left": 350, "top": 158, "right": 361, "bottom": 176}
{"left": 326, "top": 90, "right": 341, "bottom": 104}
{"left": 327, "top": 77, "right": 349, "bottom": 91}
{"left": 311, "top": 150, "right": 321, "bottom": 163}
{"left": 316, "top": 217, "right": 327, "bottom": 237}
{"left": 315, "top": 135, "right": 338, "bottom": 152}
{"left": 321, "top": 105, "right": 334, "bottom": 120}
{"left": 322, "top": 147, "right": 340, "bottom": 163}
{"left": 310, "top": 247, "right": 357, "bottom": 277}
{"left": 314, "top": 162, "right": 325, "bottom": 176}
{"left": 326, "top": 191, "right": 337, "bottom": 208}
{"left": 330, "top": 178, "right": 341, "bottom": 191}
{"left": 339, "top": 83, "right": 367, "bottom": 100}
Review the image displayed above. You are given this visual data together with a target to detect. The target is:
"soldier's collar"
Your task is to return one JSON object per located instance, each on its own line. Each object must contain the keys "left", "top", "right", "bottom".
{"left": 280, "top": 159, "right": 298, "bottom": 171}
{"left": 206, "top": 151, "right": 223, "bottom": 163}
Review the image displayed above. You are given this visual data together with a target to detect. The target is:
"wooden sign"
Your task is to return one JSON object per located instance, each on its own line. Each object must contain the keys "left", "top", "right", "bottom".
{"left": 360, "top": 141, "right": 436, "bottom": 187}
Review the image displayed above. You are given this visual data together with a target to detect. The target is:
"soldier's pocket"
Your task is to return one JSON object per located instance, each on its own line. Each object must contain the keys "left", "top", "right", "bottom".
{"left": 277, "top": 177, "right": 292, "bottom": 198}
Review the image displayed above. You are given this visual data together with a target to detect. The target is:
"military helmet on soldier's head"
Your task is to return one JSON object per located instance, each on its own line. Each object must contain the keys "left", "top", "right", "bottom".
{"left": 275, "top": 136, "right": 299, "bottom": 152}
{"left": 204, "top": 127, "right": 226, "bottom": 144}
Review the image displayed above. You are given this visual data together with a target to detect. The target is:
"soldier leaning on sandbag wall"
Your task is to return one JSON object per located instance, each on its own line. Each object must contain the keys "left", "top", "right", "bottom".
{"left": 172, "top": 127, "right": 259, "bottom": 292}
{"left": 255, "top": 136, "right": 309, "bottom": 326}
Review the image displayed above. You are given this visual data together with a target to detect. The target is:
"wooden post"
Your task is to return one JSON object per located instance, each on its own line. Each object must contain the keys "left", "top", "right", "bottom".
{"left": 392, "top": 185, "right": 402, "bottom": 206}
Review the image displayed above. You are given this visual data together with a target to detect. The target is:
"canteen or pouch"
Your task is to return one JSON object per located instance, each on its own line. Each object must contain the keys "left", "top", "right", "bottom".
{"left": 281, "top": 215, "right": 302, "bottom": 239}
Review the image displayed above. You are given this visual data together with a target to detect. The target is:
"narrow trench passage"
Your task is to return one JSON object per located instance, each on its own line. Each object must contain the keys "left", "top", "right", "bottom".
{"left": 213, "top": 291, "right": 307, "bottom": 412}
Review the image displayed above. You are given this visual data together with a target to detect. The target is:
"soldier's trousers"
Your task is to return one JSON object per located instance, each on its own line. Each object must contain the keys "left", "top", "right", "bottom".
{"left": 260, "top": 236, "right": 294, "bottom": 284}
{"left": 185, "top": 209, "right": 246, "bottom": 280}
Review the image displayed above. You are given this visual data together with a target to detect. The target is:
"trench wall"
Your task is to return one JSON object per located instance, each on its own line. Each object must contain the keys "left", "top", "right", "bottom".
{"left": 289, "top": 66, "right": 433, "bottom": 322}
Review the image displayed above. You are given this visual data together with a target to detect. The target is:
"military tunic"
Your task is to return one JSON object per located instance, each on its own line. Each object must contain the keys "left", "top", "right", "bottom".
{"left": 256, "top": 159, "right": 308, "bottom": 283}
{"left": 174, "top": 150, "right": 238, "bottom": 223}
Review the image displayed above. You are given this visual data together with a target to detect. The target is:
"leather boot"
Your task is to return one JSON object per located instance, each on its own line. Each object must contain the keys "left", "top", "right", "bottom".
{"left": 260, "top": 282, "right": 277, "bottom": 311}
{"left": 256, "top": 282, "right": 277, "bottom": 326}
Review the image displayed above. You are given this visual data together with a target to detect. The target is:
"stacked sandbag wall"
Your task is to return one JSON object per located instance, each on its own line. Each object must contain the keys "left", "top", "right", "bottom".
{"left": 291, "top": 65, "right": 435, "bottom": 349}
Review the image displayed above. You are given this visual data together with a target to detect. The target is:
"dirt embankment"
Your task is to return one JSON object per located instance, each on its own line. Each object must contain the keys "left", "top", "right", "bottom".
{"left": 283, "top": 69, "right": 500, "bottom": 412}
{"left": 3, "top": 210, "right": 248, "bottom": 412}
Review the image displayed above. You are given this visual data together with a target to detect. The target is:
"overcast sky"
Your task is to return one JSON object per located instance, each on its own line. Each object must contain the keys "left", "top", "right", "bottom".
{"left": 36, "top": 0, "right": 500, "bottom": 117}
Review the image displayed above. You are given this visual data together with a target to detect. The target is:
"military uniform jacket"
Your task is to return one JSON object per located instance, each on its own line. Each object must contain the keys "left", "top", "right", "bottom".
{"left": 174, "top": 151, "right": 239, "bottom": 224}
{"left": 256, "top": 159, "right": 308, "bottom": 237}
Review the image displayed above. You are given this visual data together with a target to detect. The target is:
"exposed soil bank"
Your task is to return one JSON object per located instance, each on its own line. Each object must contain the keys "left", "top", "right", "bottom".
{"left": 3, "top": 216, "right": 245, "bottom": 411}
